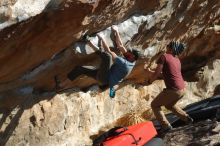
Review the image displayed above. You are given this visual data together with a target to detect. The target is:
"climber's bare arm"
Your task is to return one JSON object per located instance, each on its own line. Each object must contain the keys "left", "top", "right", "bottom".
{"left": 111, "top": 26, "right": 127, "bottom": 54}
{"left": 97, "top": 34, "right": 117, "bottom": 61}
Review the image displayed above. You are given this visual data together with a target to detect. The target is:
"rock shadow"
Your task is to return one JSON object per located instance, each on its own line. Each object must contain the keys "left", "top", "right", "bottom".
{"left": 0, "top": 92, "right": 55, "bottom": 145}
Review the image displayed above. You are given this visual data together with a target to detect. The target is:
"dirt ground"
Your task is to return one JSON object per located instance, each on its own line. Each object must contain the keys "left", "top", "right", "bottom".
{"left": 163, "top": 120, "right": 220, "bottom": 146}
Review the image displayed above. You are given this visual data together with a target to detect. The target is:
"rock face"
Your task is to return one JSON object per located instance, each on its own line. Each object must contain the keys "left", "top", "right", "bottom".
{"left": 0, "top": 0, "right": 220, "bottom": 146}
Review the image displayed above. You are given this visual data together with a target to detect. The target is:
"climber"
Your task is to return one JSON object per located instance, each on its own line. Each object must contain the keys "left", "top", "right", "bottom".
{"left": 56, "top": 26, "right": 141, "bottom": 98}
{"left": 146, "top": 41, "right": 193, "bottom": 133}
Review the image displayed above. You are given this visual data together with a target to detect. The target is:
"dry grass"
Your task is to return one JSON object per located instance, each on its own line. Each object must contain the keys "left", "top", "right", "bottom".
{"left": 116, "top": 111, "right": 146, "bottom": 127}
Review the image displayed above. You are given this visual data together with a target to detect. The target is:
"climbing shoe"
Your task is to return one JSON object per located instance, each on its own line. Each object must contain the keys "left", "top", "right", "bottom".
{"left": 159, "top": 125, "right": 173, "bottom": 135}
{"left": 109, "top": 87, "right": 115, "bottom": 98}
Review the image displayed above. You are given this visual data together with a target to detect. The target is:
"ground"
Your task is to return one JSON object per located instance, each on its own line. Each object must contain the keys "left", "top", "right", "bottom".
{"left": 163, "top": 120, "right": 220, "bottom": 146}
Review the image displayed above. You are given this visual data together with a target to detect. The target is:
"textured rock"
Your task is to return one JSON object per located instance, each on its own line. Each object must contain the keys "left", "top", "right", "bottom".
{"left": 0, "top": 0, "right": 160, "bottom": 92}
{"left": 0, "top": 0, "right": 219, "bottom": 93}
